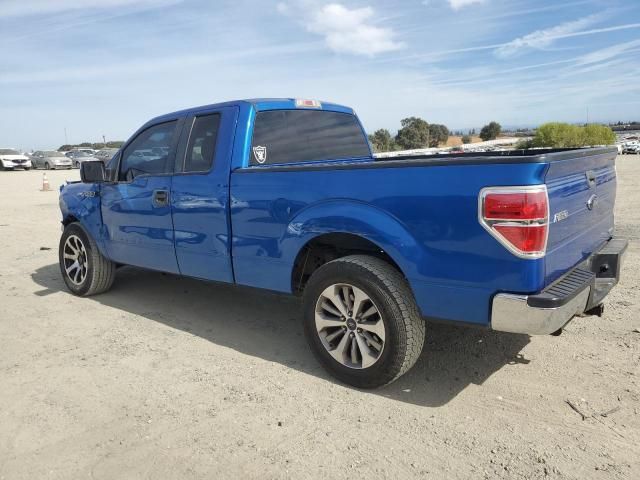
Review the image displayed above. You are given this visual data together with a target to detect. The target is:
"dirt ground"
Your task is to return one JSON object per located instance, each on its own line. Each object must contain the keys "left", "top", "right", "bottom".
{"left": 0, "top": 158, "right": 638, "bottom": 480}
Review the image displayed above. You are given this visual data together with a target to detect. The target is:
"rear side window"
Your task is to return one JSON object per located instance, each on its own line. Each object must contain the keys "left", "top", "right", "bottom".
{"left": 119, "top": 121, "right": 177, "bottom": 181}
{"left": 184, "top": 114, "right": 221, "bottom": 172}
{"left": 250, "top": 110, "right": 370, "bottom": 166}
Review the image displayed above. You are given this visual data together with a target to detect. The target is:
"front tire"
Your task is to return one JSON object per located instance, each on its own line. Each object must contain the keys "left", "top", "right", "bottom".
{"left": 59, "top": 223, "right": 116, "bottom": 296}
{"left": 303, "top": 255, "right": 425, "bottom": 388}
{"left": 44, "top": 162, "right": 50, "bottom": 170}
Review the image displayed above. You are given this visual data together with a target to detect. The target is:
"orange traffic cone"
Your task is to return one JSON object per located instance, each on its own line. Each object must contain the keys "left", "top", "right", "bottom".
{"left": 41, "top": 173, "right": 51, "bottom": 191}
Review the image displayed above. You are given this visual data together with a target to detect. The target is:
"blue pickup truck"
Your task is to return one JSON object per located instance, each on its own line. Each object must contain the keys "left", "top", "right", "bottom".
{"left": 58, "top": 98, "right": 626, "bottom": 388}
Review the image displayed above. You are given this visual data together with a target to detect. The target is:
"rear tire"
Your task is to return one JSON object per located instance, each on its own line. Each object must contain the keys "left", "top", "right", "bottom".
{"left": 59, "top": 223, "right": 117, "bottom": 296}
{"left": 303, "top": 255, "right": 425, "bottom": 388}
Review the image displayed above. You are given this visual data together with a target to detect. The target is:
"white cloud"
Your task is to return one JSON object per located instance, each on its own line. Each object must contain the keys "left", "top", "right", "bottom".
{"left": 279, "top": 2, "right": 404, "bottom": 57}
{"left": 495, "top": 14, "right": 602, "bottom": 58}
{"left": 575, "top": 39, "right": 640, "bottom": 66}
{"left": 447, "top": 0, "right": 485, "bottom": 10}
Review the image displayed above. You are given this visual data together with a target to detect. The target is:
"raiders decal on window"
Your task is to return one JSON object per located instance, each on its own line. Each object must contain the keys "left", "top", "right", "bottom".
{"left": 252, "top": 145, "right": 267, "bottom": 164}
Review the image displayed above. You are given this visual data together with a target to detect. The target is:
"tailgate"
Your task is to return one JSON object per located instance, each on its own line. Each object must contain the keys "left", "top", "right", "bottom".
{"left": 544, "top": 148, "right": 617, "bottom": 283}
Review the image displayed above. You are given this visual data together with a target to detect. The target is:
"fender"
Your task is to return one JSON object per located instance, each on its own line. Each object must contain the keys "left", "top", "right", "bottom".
{"left": 59, "top": 182, "right": 110, "bottom": 257}
{"left": 283, "top": 199, "right": 429, "bottom": 280}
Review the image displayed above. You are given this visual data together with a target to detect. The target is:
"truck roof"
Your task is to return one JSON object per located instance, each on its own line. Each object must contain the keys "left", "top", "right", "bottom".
{"left": 149, "top": 98, "right": 355, "bottom": 125}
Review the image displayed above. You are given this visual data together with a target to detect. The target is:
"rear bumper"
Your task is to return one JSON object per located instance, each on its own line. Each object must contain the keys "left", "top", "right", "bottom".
{"left": 491, "top": 237, "right": 628, "bottom": 335}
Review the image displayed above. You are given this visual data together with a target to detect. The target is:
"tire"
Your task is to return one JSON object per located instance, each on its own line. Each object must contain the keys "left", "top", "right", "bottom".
{"left": 44, "top": 162, "right": 50, "bottom": 170}
{"left": 74, "top": 161, "right": 79, "bottom": 168}
{"left": 24, "top": 167, "right": 31, "bottom": 171}
{"left": 59, "top": 223, "right": 117, "bottom": 296}
{"left": 303, "top": 255, "right": 425, "bottom": 388}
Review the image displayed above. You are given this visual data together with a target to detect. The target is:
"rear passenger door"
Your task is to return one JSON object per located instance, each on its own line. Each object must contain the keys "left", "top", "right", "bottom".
{"left": 170, "top": 106, "right": 238, "bottom": 282}
{"left": 100, "top": 119, "right": 182, "bottom": 273}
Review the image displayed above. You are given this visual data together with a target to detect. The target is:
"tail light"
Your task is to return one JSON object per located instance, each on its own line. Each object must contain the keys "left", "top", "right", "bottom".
{"left": 479, "top": 186, "right": 549, "bottom": 258}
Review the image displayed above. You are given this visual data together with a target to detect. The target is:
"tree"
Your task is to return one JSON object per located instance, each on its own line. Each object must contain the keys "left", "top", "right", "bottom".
{"left": 531, "top": 122, "right": 615, "bottom": 148}
{"left": 368, "top": 129, "right": 395, "bottom": 152}
{"left": 581, "top": 124, "right": 616, "bottom": 145}
{"left": 58, "top": 140, "right": 125, "bottom": 151}
{"left": 479, "top": 121, "right": 501, "bottom": 141}
{"left": 461, "top": 134, "right": 472, "bottom": 144}
{"left": 395, "top": 117, "right": 430, "bottom": 150}
{"left": 428, "top": 123, "right": 449, "bottom": 147}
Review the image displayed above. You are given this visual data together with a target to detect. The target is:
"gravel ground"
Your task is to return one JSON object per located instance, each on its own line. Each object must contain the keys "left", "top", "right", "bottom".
{"left": 0, "top": 158, "right": 638, "bottom": 479}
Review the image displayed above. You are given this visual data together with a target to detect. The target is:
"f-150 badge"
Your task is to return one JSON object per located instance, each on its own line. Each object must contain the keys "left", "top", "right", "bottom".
{"left": 553, "top": 210, "right": 569, "bottom": 222}
{"left": 253, "top": 146, "right": 267, "bottom": 164}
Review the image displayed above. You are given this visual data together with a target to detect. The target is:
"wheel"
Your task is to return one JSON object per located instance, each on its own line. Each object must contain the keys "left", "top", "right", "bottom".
{"left": 59, "top": 223, "right": 117, "bottom": 296}
{"left": 44, "top": 162, "right": 50, "bottom": 170}
{"left": 74, "top": 161, "right": 79, "bottom": 168}
{"left": 303, "top": 255, "right": 425, "bottom": 388}
{"left": 24, "top": 167, "right": 31, "bottom": 171}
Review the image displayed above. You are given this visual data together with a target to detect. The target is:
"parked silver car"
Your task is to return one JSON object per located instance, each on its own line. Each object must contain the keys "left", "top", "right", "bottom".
{"left": 94, "top": 148, "right": 119, "bottom": 164}
{"left": 31, "top": 151, "right": 73, "bottom": 170}
{"left": 66, "top": 150, "right": 96, "bottom": 168}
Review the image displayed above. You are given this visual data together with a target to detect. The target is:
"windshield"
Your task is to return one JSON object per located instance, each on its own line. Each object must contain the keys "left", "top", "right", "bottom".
{"left": 0, "top": 149, "right": 21, "bottom": 155}
{"left": 44, "top": 151, "right": 65, "bottom": 156}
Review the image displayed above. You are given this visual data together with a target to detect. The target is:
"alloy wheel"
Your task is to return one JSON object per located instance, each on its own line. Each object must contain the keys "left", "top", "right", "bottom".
{"left": 63, "top": 234, "right": 88, "bottom": 285}
{"left": 314, "top": 283, "right": 386, "bottom": 369}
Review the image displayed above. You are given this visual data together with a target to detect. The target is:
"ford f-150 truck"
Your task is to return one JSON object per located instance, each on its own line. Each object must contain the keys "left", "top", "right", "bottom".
{"left": 58, "top": 98, "right": 627, "bottom": 388}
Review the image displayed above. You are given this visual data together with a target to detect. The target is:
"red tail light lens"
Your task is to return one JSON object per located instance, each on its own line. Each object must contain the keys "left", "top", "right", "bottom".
{"left": 480, "top": 187, "right": 548, "bottom": 258}
{"left": 484, "top": 191, "right": 547, "bottom": 220}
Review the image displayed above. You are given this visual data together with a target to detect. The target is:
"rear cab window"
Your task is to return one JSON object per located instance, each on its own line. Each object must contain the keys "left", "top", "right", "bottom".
{"left": 249, "top": 110, "right": 370, "bottom": 166}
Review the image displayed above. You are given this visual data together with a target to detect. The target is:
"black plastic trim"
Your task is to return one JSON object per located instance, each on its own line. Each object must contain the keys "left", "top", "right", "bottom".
{"left": 527, "top": 268, "right": 595, "bottom": 309}
{"left": 526, "top": 236, "right": 627, "bottom": 309}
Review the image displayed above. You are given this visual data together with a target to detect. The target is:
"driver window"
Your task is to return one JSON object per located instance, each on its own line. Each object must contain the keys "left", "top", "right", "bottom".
{"left": 119, "top": 121, "right": 177, "bottom": 181}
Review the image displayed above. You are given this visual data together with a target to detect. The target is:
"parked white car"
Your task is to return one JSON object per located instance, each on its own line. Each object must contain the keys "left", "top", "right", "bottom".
{"left": 0, "top": 148, "right": 32, "bottom": 171}
{"left": 31, "top": 151, "right": 73, "bottom": 170}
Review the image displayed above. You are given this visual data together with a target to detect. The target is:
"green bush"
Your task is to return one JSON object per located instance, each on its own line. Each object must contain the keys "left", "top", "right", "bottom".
{"left": 531, "top": 123, "right": 615, "bottom": 148}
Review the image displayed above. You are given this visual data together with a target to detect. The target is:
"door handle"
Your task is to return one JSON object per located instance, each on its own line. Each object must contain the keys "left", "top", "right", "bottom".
{"left": 152, "top": 189, "right": 169, "bottom": 207}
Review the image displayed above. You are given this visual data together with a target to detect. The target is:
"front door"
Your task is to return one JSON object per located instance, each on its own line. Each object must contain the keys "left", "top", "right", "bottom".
{"left": 100, "top": 119, "right": 182, "bottom": 273}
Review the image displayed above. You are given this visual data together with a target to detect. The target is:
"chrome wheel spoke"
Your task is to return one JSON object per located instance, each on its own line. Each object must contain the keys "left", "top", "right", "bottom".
{"left": 355, "top": 332, "right": 377, "bottom": 369}
{"left": 325, "top": 328, "right": 345, "bottom": 344}
{"left": 315, "top": 312, "right": 346, "bottom": 330}
{"left": 351, "top": 286, "right": 369, "bottom": 318}
{"left": 359, "top": 319, "right": 385, "bottom": 338}
{"left": 350, "top": 336, "right": 358, "bottom": 364}
{"left": 66, "top": 260, "right": 80, "bottom": 275}
{"left": 328, "top": 330, "right": 351, "bottom": 364}
{"left": 321, "top": 286, "right": 349, "bottom": 317}
{"left": 360, "top": 330, "right": 383, "bottom": 351}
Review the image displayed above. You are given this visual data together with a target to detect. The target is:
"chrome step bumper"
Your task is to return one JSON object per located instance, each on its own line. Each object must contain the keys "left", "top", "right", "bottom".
{"left": 491, "top": 237, "right": 627, "bottom": 335}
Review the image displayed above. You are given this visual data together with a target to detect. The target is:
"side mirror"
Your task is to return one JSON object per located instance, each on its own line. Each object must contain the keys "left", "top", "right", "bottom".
{"left": 80, "top": 161, "right": 106, "bottom": 183}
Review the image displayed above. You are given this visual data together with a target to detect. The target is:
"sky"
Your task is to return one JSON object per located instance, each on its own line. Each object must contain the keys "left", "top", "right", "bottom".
{"left": 1, "top": 0, "right": 639, "bottom": 150}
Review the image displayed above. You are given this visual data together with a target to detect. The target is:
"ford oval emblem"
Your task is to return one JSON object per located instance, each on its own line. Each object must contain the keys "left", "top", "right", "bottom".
{"left": 586, "top": 194, "right": 598, "bottom": 210}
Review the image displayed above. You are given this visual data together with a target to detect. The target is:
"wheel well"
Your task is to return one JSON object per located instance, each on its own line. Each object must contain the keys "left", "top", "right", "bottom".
{"left": 291, "top": 233, "right": 403, "bottom": 294}
{"left": 62, "top": 215, "right": 79, "bottom": 227}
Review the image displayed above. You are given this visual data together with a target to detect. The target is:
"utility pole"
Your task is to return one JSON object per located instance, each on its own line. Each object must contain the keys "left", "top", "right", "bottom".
{"left": 102, "top": 135, "right": 106, "bottom": 147}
